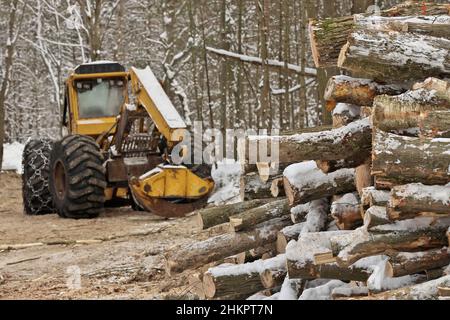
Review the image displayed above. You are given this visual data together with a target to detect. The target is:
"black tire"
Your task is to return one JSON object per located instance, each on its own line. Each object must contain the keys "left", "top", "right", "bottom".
{"left": 22, "top": 139, "right": 55, "bottom": 215}
{"left": 49, "top": 135, "right": 106, "bottom": 219}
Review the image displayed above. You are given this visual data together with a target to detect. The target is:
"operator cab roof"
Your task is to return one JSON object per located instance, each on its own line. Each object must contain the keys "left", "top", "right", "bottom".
{"left": 74, "top": 61, "right": 126, "bottom": 75}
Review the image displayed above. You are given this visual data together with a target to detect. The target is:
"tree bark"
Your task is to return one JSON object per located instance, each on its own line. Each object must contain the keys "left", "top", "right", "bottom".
{"left": 196, "top": 199, "right": 273, "bottom": 230}
{"left": 419, "top": 110, "right": 450, "bottom": 138}
{"left": 372, "top": 89, "right": 450, "bottom": 132}
{"left": 338, "top": 29, "right": 450, "bottom": 83}
{"left": 387, "top": 183, "right": 450, "bottom": 221}
{"left": 386, "top": 248, "right": 450, "bottom": 278}
{"left": 372, "top": 130, "right": 450, "bottom": 188}
{"left": 324, "top": 76, "right": 405, "bottom": 107}
{"left": 283, "top": 162, "right": 355, "bottom": 205}
{"left": 308, "top": 2, "right": 450, "bottom": 68}
{"left": 165, "top": 217, "right": 290, "bottom": 275}
{"left": 229, "top": 198, "right": 290, "bottom": 232}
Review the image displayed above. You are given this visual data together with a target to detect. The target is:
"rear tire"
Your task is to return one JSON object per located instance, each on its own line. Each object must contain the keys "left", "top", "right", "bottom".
{"left": 22, "top": 139, "right": 55, "bottom": 215}
{"left": 49, "top": 135, "right": 106, "bottom": 219}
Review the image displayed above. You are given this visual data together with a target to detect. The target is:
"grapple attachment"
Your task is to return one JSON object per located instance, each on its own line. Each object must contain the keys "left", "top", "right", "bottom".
{"left": 129, "top": 165, "right": 214, "bottom": 218}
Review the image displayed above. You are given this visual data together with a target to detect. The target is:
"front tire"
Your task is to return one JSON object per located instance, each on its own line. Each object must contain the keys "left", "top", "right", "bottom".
{"left": 49, "top": 135, "right": 106, "bottom": 219}
{"left": 22, "top": 139, "right": 55, "bottom": 215}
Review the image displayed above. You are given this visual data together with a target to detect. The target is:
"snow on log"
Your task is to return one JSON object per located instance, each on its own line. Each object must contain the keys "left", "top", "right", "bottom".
{"left": 373, "top": 88, "right": 450, "bottom": 132}
{"left": 364, "top": 206, "right": 391, "bottom": 229}
{"left": 332, "top": 103, "right": 361, "bottom": 128}
{"left": 372, "top": 130, "right": 450, "bottom": 188}
{"left": 290, "top": 203, "right": 309, "bottom": 223}
{"left": 361, "top": 187, "right": 390, "bottom": 212}
{"left": 206, "top": 47, "right": 317, "bottom": 77}
{"left": 283, "top": 161, "right": 355, "bottom": 206}
{"left": 278, "top": 277, "right": 305, "bottom": 300}
{"left": 419, "top": 110, "right": 450, "bottom": 138}
{"left": 338, "top": 29, "right": 450, "bottom": 83}
{"left": 332, "top": 286, "right": 369, "bottom": 299}
{"left": 325, "top": 76, "right": 405, "bottom": 107}
{"left": 331, "top": 193, "right": 363, "bottom": 230}
{"left": 196, "top": 199, "right": 273, "bottom": 230}
{"left": 365, "top": 275, "right": 450, "bottom": 300}
{"left": 308, "top": 2, "right": 450, "bottom": 68}
{"left": 332, "top": 217, "right": 450, "bottom": 267}
{"left": 164, "top": 217, "right": 290, "bottom": 275}
{"left": 276, "top": 223, "right": 304, "bottom": 254}
{"left": 387, "top": 183, "right": 450, "bottom": 221}
{"left": 203, "top": 254, "right": 286, "bottom": 299}
{"left": 229, "top": 198, "right": 290, "bottom": 232}
{"left": 386, "top": 248, "right": 450, "bottom": 278}
{"left": 300, "top": 198, "right": 329, "bottom": 234}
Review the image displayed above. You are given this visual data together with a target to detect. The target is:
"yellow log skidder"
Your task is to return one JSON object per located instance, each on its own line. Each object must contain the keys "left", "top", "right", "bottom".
{"left": 22, "top": 61, "right": 214, "bottom": 219}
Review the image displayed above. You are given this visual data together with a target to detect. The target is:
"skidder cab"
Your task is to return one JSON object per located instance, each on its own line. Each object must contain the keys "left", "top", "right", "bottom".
{"left": 22, "top": 61, "right": 214, "bottom": 219}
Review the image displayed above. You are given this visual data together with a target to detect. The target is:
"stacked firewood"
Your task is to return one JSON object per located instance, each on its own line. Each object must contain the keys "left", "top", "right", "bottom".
{"left": 163, "top": 1, "right": 450, "bottom": 300}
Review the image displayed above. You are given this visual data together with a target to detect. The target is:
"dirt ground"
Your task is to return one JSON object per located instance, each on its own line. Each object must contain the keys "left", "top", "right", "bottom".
{"left": 0, "top": 172, "right": 213, "bottom": 300}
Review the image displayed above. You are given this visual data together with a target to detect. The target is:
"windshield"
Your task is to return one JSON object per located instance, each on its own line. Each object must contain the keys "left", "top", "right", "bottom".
{"left": 75, "top": 78, "right": 125, "bottom": 118}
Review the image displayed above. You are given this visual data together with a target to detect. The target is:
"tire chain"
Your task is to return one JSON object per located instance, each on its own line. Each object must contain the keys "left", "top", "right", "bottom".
{"left": 23, "top": 139, "right": 55, "bottom": 214}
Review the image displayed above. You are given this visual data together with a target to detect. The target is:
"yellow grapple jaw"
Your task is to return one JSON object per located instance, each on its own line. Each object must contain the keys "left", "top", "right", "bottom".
{"left": 129, "top": 166, "right": 214, "bottom": 218}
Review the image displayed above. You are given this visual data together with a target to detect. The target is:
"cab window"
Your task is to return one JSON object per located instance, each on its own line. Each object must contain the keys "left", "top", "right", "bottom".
{"left": 75, "top": 78, "right": 125, "bottom": 118}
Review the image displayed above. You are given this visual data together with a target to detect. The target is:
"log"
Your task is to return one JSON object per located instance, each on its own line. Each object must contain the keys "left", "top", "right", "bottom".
{"left": 331, "top": 193, "right": 363, "bottom": 230}
{"left": 229, "top": 198, "right": 290, "bottom": 232}
{"left": 240, "top": 173, "right": 277, "bottom": 201}
{"left": 276, "top": 223, "right": 304, "bottom": 254}
{"left": 355, "top": 160, "right": 373, "bottom": 196}
{"left": 332, "top": 217, "right": 450, "bottom": 267}
{"left": 223, "top": 253, "right": 247, "bottom": 265}
{"left": 164, "top": 217, "right": 290, "bottom": 275}
{"left": 188, "top": 272, "right": 206, "bottom": 299}
{"left": 270, "top": 178, "right": 285, "bottom": 197}
{"left": 363, "top": 206, "right": 391, "bottom": 229}
{"left": 278, "top": 277, "right": 305, "bottom": 300}
{"left": 338, "top": 29, "right": 450, "bottom": 82}
{"left": 196, "top": 199, "right": 274, "bottom": 230}
{"left": 419, "top": 110, "right": 450, "bottom": 138}
{"left": 363, "top": 275, "right": 450, "bottom": 300}
{"left": 332, "top": 103, "right": 361, "bottom": 128}
{"left": 325, "top": 76, "right": 404, "bottom": 107}
{"left": 285, "top": 231, "right": 372, "bottom": 281}
{"left": 249, "top": 118, "right": 372, "bottom": 164}
{"left": 360, "top": 187, "right": 390, "bottom": 212}
{"left": 372, "top": 130, "right": 450, "bottom": 188}
{"left": 283, "top": 161, "right": 355, "bottom": 205}
{"left": 387, "top": 183, "right": 450, "bottom": 221}
{"left": 354, "top": 14, "right": 450, "bottom": 39}
{"left": 256, "top": 162, "right": 289, "bottom": 183}
{"left": 290, "top": 203, "right": 309, "bottom": 223}
{"left": 247, "top": 243, "right": 277, "bottom": 262}
{"left": 413, "top": 77, "right": 450, "bottom": 97}
{"left": 260, "top": 259, "right": 288, "bottom": 289}
{"left": 372, "top": 88, "right": 450, "bottom": 132}
{"left": 308, "top": 2, "right": 450, "bottom": 68}
{"left": 386, "top": 248, "right": 450, "bottom": 278}
{"left": 203, "top": 254, "right": 286, "bottom": 299}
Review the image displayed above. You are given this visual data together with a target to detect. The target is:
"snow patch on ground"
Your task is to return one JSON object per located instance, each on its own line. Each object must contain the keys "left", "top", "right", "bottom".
{"left": 299, "top": 280, "right": 349, "bottom": 300}
{"left": 2, "top": 142, "right": 25, "bottom": 174}
{"left": 208, "top": 159, "right": 241, "bottom": 205}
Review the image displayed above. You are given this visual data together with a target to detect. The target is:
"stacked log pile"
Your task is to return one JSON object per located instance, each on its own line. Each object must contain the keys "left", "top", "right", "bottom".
{"left": 163, "top": 1, "right": 450, "bottom": 300}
